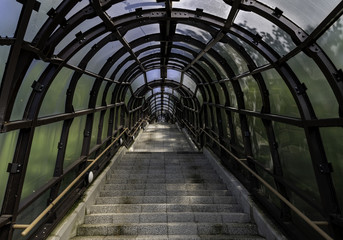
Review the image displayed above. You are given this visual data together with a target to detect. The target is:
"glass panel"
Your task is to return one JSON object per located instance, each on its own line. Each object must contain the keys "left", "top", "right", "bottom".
{"left": 183, "top": 75, "right": 197, "bottom": 92}
{"left": 87, "top": 41, "right": 122, "bottom": 74}
{"left": 173, "top": 0, "right": 231, "bottom": 19}
{"left": 318, "top": 16, "right": 343, "bottom": 72}
{"left": 176, "top": 24, "right": 212, "bottom": 44}
{"left": 173, "top": 90, "right": 180, "bottom": 99}
{"left": 131, "top": 75, "right": 145, "bottom": 93}
{"left": 96, "top": 81, "right": 107, "bottom": 107}
{"left": 11, "top": 60, "right": 49, "bottom": 120}
{"left": 106, "top": 83, "right": 116, "bottom": 104}
{"left": 196, "top": 89, "right": 203, "bottom": 106}
{"left": 64, "top": 115, "right": 86, "bottom": 169}
{"left": 261, "top": 69, "right": 300, "bottom": 118}
{"left": 215, "top": 84, "right": 225, "bottom": 105}
{"left": 22, "top": 121, "right": 63, "bottom": 199}
{"left": 320, "top": 127, "right": 343, "bottom": 210}
{"left": 105, "top": 52, "right": 129, "bottom": 79}
{"left": 165, "top": 87, "right": 173, "bottom": 94}
{"left": 125, "top": 24, "right": 160, "bottom": 42}
{"left": 213, "top": 42, "right": 248, "bottom": 75}
{"left": 102, "top": 110, "right": 111, "bottom": 141}
{"left": 125, "top": 89, "right": 132, "bottom": 106}
{"left": 54, "top": 17, "right": 103, "bottom": 54}
{"left": 39, "top": 68, "right": 73, "bottom": 117}
{"left": 273, "top": 122, "right": 320, "bottom": 201}
{"left": 147, "top": 69, "right": 161, "bottom": 82}
{"left": 133, "top": 42, "right": 159, "bottom": 52}
{"left": 247, "top": 116, "right": 272, "bottom": 169}
{"left": 73, "top": 74, "right": 95, "bottom": 111}
{"left": 90, "top": 112, "right": 101, "bottom": 150}
{"left": 24, "top": 0, "right": 63, "bottom": 42}
{"left": 116, "top": 60, "right": 135, "bottom": 79}
{"left": 0, "top": 0, "right": 22, "bottom": 36}
{"left": 145, "top": 90, "right": 153, "bottom": 99}
{"left": 288, "top": 52, "right": 339, "bottom": 118}
{"left": 261, "top": 0, "right": 340, "bottom": 33}
{"left": 67, "top": 33, "right": 108, "bottom": 66}
{"left": 239, "top": 76, "right": 263, "bottom": 112}
{"left": 0, "top": 130, "right": 19, "bottom": 209}
{"left": 235, "top": 11, "right": 296, "bottom": 56}
{"left": 167, "top": 69, "right": 181, "bottom": 82}
{"left": 173, "top": 42, "right": 201, "bottom": 54}
{"left": 106, "top": 0, "right": 164, "bottom": 17}
{"left": 204, "top": 53, "right": 228, "bottom": 78}
{"left": 171, "top": 48, "right": 194, "bottom": 60}
{"left": 225, "top": 81, "right": 238, "bottom": 108}
{"left": 197, "top": 60, "right": 217, "bottom": 81}
{"left": 153, "top": 87, "right": 161, "bottom": 94}
{"left": 0, "top": 46, "right": 11, "bottom": 84}
{"left": 228, "top": 33, "right": 269, "bottom": 66}
{"left": 232, "top": 112, "right": 244, "bottom": 148}
{"left": 65, "top": 0, "right": 90, "bottom": 20}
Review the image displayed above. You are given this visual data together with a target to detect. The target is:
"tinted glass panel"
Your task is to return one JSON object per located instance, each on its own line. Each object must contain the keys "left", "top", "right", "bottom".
{"left": 225, "top": 81, "right": 237, "bottom": 108}
{"left": 22, "top": 121, "right": 63, "bottom": 199}
{"left": 288, "top": 52, "right": 339, "bottom": 118}
{"left": 106, "top": 0, "right": 164, "bottom": 17}
{"left": 147, "top": 69, "right": 161, "bottom": 82}
{"left": 239, "top": 76, "right": 263, "bottom": 112}
{"left": 96, "top": 81, "right": 108, "bottom": 107}
{"left": 0, "top": 130, "right": 19, "bottom": 209}
{"left": 176, "top": 24, "right": 212, "bottom": 44}
{"left": 183, "top": 75, "right": 197, "bottom": 92}
{"left": 90, "top": 112, "right": 101, "bottom": 150}
{"left": 261, "top": 69, "right": 300, "bottom": 118}
{"left": 0, "top": 46, "right": 10, "bottom": 85}
{"left": 73, "top": 75, "right": 95, "bottom": 110}
{"left": 11, "top": 60, "right": 49, "bottom": 120}
{"left": 102, "top": 110, "right": 111, "bottom": 141}
{"left": 64, "top": 115, "right": 87, "bottom": 168}
{"left": 125, "top": 24, "right": 160, "bottom": 42}
{"left": 0, "top": 0, "right": 21, "bottom": 37}
{"left": 131, "top": 75, "right": 145, "bottom": 93}
{"left": 39, "top": 68, "right": 73, "bottom": 117}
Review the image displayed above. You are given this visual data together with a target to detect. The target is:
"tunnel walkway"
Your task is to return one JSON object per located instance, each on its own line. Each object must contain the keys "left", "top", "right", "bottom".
{"left": 71, "top": 123, "right": 265, "bottom": 240}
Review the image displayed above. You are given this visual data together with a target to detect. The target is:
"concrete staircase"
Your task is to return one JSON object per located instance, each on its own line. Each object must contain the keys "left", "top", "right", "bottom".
{"left": 71, "top": 152, "right": 265, "bottom": 240}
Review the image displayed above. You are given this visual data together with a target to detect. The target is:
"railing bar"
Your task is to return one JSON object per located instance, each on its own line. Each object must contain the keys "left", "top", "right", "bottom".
{"left": 19, "top": 128, "right": 129, "bottom": 236}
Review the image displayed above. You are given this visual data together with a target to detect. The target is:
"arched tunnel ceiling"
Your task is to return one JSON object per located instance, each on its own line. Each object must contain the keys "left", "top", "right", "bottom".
{"left": 1, "top": 1, "right": 343, "bottom": 239}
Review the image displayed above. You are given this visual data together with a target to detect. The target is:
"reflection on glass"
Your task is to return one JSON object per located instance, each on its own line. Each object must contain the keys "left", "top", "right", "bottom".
{"left": 320, "top": 127, "right": 343, "bottom": 210}
{"left": 147, "top": 69, "right": 161, "bottom": 82}
{"left": 288, "top": 52, "right": 339, "bottom": 118}
{"left": 261, "top": 0, "right": 340, "bottom": 33}
{"left": 125, "top": 89, "right": 132, "bottom": 106}
{"left": 196, "top": 89, "right": 203, "bottom": 106}
{"left": 213, "top": 42, "right": 248, "bottom": 75}
{"left": 235, "top": 11, "right": 296, "bottom": 56}
{"left": 131, "top": 75, "right": 145, "bottom": 93}
{"left": 145, "top": 90, "right": 153, "bottom": 99}
{"left": 106, "top": 83, "right": 116, "bottom": 104}
{"left": 173, "top": 0, "right": 231, "bottom": 19}
{"left": 39, "top": 68, "right": 73, "bottom": 117}
{"left": 73, "top": 74, "right": 95, "bottom": 110}
{"left": 232, "top": 112, "right": 244, "bottom": 148}
{"left": 183, "top": 74, "right": 197, "bottom": 92}
{"left": 176, "top": 24, "right": 212, "bottom": 44}
{"left": 228, "top": 33, "right": 269, "bottom": 67}
{"left": 65, "top": 0, "right": 89, "bottom": 20}
{"left": 261, "top": 69, "right": 300, "bottom": 117}
{"left": 0, "top": 130, "right": 19, "bottom": 209}
{"left": 125, "top": 24, "right": 160, "bottom": 42}
{"left": 22, "top": 121, "right": 63, "bottom": 199}
{"left": 11, "top": 60, "right": 49, "bottom": 120}
{"left": 106, "top": 0, "right": 164, "bottom": 18}
{"left": 204, "top": 53, "right": 227, "bottom": 78}
{"left": 239, "top": 76, "right": 262, "bottom": 112}
{"left": 273, "top": 122, "right": 320, "bottom": 202}
{"left": 318, "top": 16, "right": 343, "bottom": 70}
{"left": 225, "top": 81, "right": 237, "bottom": 108}
{"left": 65, "top": 115, "right": 87, "bottom": 168}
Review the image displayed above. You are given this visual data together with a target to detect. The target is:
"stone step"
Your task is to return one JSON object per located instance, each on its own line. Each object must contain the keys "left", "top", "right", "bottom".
{"left": 101, "top": 183, "right": 227, "bottom": 191}
{"left": 88, "top": 203, "right": 242, "bottom": 214}
{"left": 96, "top": 196, "right": 237, "bottom": 205}
{"left": 105, "top": 178, "right": 223, "bottom": 184}
{"left": 84, "top": 212, "right": 250, "bottom": 224}
{"left": 72, "top": 235, "right": 265, "bottom": 240}
{"left": 77, "top": 223, "right": 259, "bottom": 236}
{"left": 99, "top": 189, "right": 231, "bottom": 197}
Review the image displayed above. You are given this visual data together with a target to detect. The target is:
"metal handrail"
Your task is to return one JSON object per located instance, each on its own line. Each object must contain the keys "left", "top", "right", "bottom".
{"left": 127, "top": 118, "right": 149, "bottom": 137}
{"left": 181, "top": 120, "right": 332, "bottom": 240}
{"left": 13, "top": 128, "right": 129, "bottom": 236}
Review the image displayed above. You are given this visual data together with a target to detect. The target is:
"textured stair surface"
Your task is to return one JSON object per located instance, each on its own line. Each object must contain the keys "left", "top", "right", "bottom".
{"left": 72, "top": 124, "right": 264, "bottom": 239}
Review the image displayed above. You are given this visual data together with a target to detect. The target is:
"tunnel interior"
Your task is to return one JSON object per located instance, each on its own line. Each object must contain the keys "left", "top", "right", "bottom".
{"left": 0, "top": 0, "right": 343, "bottom": 239}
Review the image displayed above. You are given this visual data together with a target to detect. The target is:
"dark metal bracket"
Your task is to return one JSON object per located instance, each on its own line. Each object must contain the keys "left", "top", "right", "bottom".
{"left": 7, "top": 163, "right": 22, "bottom": 174}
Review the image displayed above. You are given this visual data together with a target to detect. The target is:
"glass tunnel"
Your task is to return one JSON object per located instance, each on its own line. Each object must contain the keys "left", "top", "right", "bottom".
{"left": 0, "top": 0, "right": 343, "bottom": 239}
